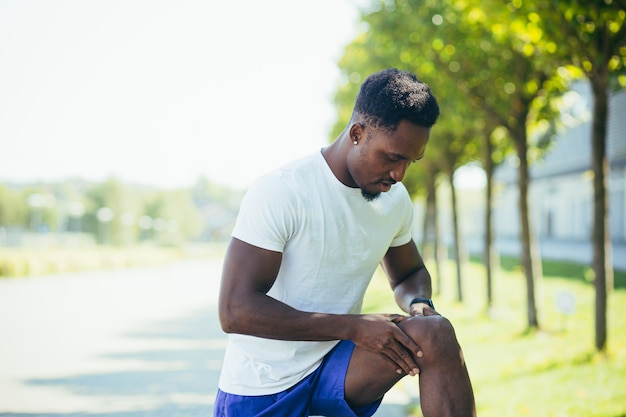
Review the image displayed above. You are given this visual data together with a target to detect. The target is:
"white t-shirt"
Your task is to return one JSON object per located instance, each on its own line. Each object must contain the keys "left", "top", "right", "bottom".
{"left": 218, "top": 150, "right": 414, "bottom": 395}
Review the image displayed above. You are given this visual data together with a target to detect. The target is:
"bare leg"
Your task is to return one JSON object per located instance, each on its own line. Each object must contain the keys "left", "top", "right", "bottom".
{"left": 344, "top": 315, "right": 476, "bottom": 417}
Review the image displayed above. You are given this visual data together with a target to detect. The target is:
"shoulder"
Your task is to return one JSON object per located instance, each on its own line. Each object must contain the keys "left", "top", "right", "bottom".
{"left": 233, "top": 153, "right": 321, "bottom": 250}
{"left": 246, "top": 152, "right": 320, "bottom": 196}
{"left": 239, "top": 152, "right": 323, "bottom": 218}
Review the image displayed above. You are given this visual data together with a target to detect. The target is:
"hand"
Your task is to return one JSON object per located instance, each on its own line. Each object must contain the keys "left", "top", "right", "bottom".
{"left": 351, "top": 314, "right": 423, "bottom": 377}
{"left": 409, "top": 303, "right": 439, "bottom": 317}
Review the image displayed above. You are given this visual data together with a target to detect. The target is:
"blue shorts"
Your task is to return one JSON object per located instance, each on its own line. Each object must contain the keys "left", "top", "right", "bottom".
{"left": 214, "top": 340, "right": 382, "bottom": 417}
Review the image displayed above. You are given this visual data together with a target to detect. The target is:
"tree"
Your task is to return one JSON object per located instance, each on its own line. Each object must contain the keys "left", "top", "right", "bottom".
{"left": 418, "top": 162, "right": 447, "bottom": 296}
{"left": 332, "top": 0, "right": 487, "bottom": 302}
{"left": 536, "top": 0, "right": 626, "bottom": 351}
{"left": 483, "top": 125, "right": 509, "bottom": 308}
{"left": 84, "top": 178, "right": 140, "bottom": 245}
{"left": 421, "top": 0, "right": 573, "bottom": 328}
{"left": 336, "top": 0, "right": 567, "bottom": 328}
{"left": 143, "top": 188, "right": 204, "bottom": 245}
{"left": 0, "top": 185, "right": 28, "bottom": 228}
{"left": 434, "top": 112, "right": 483, "bottom": 302}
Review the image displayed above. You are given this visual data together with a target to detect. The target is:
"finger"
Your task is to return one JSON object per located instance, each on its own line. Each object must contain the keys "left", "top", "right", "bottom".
{"left": 385, "top": 343, "right": 420, "bottom": 377}
{"left": 394, "top": 325, "right": 423, "bottom": 360}
{"left": 423, "top": 307, "right": 440, "bottom": 317}
{"left": 392, "top": 329, "right": 422, "bottom": 375}
{"left": 373, "top": 333, "right": 418, "bottom": 376}
{"left": 374, "top": 345, "right": 405, "bottom": 375}
{"left": 370, "top": 335, "right": 406, "bottom": 374}
{"left": 390, "top": 314, "right": 409, "bottom": 324}
{"left": 409, "top": 305, "right": 425, "bottom": 316}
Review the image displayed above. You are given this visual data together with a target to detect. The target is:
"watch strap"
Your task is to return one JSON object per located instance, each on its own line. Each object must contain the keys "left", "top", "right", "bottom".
{"left": 409, "top": 297, "right": 434, "bottom": 310}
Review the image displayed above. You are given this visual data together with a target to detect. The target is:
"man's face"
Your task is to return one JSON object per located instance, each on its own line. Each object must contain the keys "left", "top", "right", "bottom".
{"left": 347, "top": 120, "right": 430, "bottom": 201}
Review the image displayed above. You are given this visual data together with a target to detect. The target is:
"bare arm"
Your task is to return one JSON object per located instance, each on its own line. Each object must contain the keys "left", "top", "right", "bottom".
{"left": 218, "top": 237, "right": 424, "bottom": 376}
{"left": 218, "top": 237, "right": 354, "bottom": 341}
{"left": 381, "top": 239, "right": 437, "bottom": 316}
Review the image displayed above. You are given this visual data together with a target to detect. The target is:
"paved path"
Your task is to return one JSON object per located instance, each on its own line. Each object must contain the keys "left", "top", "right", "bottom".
{"left": 0, "top": 259, "right": 417, "bottom": 416}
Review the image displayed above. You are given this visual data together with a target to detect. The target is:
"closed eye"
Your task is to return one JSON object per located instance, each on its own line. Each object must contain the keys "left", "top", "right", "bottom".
{"left": 386, "top": 152, "right": 422, "bottom": 164}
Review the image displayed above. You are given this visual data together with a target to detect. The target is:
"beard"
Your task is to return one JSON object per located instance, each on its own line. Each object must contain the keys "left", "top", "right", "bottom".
{"left": 360, "top": 187, "right": 381, "bottom": 202}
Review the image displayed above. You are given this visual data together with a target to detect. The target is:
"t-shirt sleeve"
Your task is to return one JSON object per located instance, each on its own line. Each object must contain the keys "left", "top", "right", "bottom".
{"left": 231, "top": 171, "right": 297, "bottom": 253}
{"left": 389, "top": 183, "right": 414, "bottom": 247}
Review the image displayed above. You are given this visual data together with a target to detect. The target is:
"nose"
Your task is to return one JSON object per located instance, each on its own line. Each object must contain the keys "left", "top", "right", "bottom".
{"left": 390, "top": 161, "right": 410, "bottom": 182}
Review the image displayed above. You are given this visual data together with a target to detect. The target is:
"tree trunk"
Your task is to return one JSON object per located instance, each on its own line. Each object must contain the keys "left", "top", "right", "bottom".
{"left": 422, "top": 179, "right": 434, "bottom": 258}
{"left": 515, "top": 129, "right": 540, "bottom": 329}
{"left": 484, "top": 134, "right": 495, "bottom": 309}
{"left": 448, "top": 164, "right": 464, "bottom": 302}
{"left": 423, "top": 167, "right": 444, "bottom": 296}
{"left": 432, "top": 173, "right": 445, "bottom": 298}
{"left": 590, "top": 73, "right": 613, "bottom": 352}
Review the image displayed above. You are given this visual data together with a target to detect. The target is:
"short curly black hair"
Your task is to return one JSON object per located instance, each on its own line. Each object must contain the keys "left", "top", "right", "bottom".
{"left": 352, "top": 68, "right": 439, "bottom": 132}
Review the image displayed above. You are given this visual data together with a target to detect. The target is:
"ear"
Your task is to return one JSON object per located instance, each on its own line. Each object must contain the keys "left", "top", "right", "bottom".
{"left": 349, "top": 123, "right": 364, "bottom": 145}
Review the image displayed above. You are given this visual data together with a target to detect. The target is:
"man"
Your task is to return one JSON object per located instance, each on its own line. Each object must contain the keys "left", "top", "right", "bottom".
{"left": 216, "top": 68, "right": 476, "bottom": 417}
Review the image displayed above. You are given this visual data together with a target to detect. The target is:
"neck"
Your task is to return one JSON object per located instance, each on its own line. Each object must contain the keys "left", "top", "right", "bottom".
{"left": 321, "top": 131, "right": 356, "bottom": 188}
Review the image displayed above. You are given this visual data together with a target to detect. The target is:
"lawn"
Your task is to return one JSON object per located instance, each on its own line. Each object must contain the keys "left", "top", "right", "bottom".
{"left": 362, "top": 258, "right": 626, "bottom": 417}
{"left": 0, "top": 243, "right": 225, "bottom": 277}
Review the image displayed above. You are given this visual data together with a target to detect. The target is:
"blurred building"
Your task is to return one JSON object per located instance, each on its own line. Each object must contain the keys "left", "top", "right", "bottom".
{"left": 492, "top": 81, "right": 626, "bottom": 270}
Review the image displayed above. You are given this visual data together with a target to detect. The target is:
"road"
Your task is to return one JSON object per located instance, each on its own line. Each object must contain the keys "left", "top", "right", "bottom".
{"left": 0, "top": 259, "right": 416, "bottom": 416}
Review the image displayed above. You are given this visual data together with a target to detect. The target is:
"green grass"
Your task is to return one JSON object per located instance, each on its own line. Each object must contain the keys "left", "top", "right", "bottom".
{"left": 497, "top": 255, "right": 626, "bottom": 289}
{"left": 0, "top": 243, "right": 226, "bottom": 278}
{"left": 363, "top": 259, "right": 626, "bottom": 417}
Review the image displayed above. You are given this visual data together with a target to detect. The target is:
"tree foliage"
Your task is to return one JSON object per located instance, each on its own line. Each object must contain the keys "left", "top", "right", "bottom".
{"left": 0, "top": 176, "right": 240, "bottom": 247}
{"left": 332, "top": 0, "right": 624, "bottom": 335}
{"left": 0, "top": 185, "right": 28, "bottom": 227}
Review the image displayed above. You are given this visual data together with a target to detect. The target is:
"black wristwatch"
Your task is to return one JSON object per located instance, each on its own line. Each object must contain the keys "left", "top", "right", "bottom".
{"left": 409, "top": 297, "right": 434, "bottom": 310}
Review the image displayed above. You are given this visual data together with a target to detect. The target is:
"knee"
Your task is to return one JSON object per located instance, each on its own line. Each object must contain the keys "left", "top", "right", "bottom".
{"left": 402, "top": 315, "right": 462, "bottom": 366}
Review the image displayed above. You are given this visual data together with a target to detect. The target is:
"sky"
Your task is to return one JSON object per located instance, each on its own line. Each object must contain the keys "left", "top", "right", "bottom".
{"left": 0, "top": 0, "right": 365, "bottom": 190}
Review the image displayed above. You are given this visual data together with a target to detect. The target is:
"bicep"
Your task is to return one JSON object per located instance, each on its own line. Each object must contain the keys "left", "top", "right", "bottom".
{"left": 219, "top": 237, "right": 282, "bottom": 302}
{"left": 218, "top": 237, "right": 297, "bottom": 335}
{"left": 381, "top": 240, "right": 425, "bottom": 288}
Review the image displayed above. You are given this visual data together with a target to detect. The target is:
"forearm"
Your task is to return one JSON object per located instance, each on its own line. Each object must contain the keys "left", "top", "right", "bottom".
{"left": 393, "top": 266, "right": 433, "bottom": 313}
{"left": 219, "top": 291, "right": 356, "bottom": 341}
